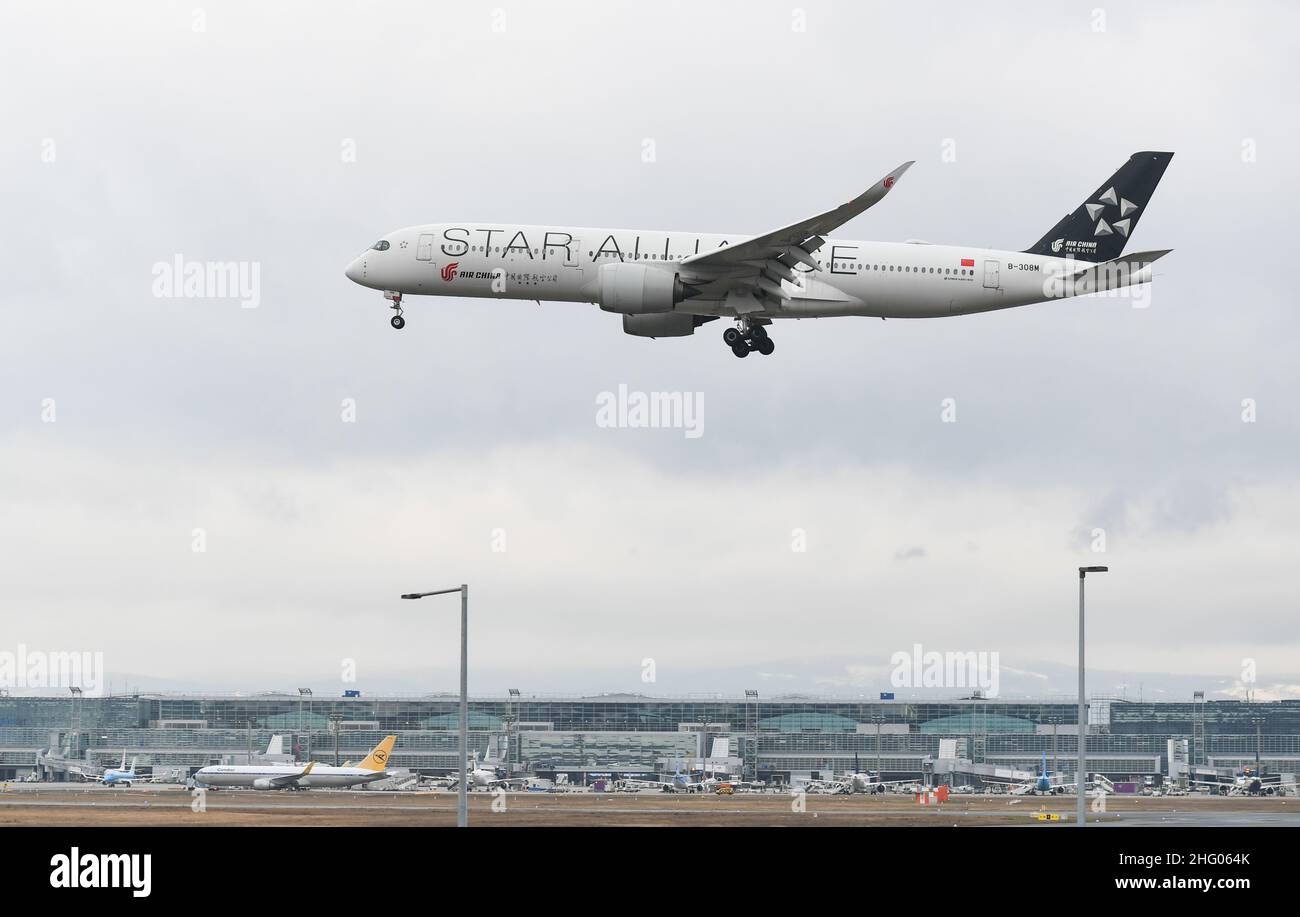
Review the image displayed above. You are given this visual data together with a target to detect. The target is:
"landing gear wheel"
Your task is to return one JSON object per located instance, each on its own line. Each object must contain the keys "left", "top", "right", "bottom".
{"left": 725, "top": 319, "right": 774, "bottom": 358}
{"left": 385, "top": 291, "right": 405, "bottom": 330}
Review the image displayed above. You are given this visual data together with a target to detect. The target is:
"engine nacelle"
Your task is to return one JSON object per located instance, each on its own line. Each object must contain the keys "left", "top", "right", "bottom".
{"left": 253, "top": 778, "right": 276, "bottom": 791}
{"left": 598, "top": 263, "right": 687, "bottom": 315}
{"left": 622, "top": 313, "right": 697, "bottom": 338}
{"left": 621, "top": 313, "right": 722, "bottom": 338}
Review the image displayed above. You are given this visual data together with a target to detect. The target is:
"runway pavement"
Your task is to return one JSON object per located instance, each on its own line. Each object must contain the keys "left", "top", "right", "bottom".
{"left": 3, "top": 783, "right": 1298, "bottom": 827}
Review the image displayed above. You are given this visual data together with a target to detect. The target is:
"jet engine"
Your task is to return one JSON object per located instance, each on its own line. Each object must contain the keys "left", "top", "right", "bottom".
{"left": 252, "top": 778, "right": 277, "bottom": 791}
{"left": 597, "top": 263, "right": 693, "bottom": 315}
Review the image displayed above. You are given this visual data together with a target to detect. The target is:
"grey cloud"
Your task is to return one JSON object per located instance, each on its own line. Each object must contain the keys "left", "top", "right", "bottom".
{"left": 1, "top": 0, "right": 1298, "bottom": 694}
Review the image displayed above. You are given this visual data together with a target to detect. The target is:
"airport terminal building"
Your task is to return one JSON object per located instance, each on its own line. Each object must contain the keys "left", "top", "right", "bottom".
{"left": 3, "top": 691, "right": 1299, "bottom": 785}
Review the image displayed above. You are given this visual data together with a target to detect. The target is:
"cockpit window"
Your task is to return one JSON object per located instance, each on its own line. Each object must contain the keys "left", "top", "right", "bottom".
{"left": 371, "top": 240, "right": 391, "bottom": 251}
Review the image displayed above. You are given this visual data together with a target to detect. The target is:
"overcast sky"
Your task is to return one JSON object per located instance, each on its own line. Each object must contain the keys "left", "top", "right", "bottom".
{"left": 2, "top": 1, "right": 1297, "bottom": 701}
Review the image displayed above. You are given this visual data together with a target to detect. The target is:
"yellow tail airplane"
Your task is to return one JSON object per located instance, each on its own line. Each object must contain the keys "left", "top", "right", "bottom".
{"left": 195, "top": 736, "right": 397, "bottom": 790}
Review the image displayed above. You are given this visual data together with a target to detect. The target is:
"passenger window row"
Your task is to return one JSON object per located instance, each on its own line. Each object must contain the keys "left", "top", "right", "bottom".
{"left": 830, "top": 262, "right": 974, "bottom": 276}
{"left": 453, "top": 244, "right": 976, "bottom": 277}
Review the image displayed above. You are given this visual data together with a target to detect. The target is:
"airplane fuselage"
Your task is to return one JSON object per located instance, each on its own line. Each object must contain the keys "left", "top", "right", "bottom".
{"left": 194, "top": 765, "right": 387, "bottom": 789}
{"left": 345, "top": 224, "right": 1105, "bottom": 320}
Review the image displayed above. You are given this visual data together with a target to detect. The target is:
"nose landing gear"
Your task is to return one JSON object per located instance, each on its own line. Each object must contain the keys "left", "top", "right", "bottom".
{"left": 385, "top": 291, "right": 404, "bottom": 330}
{"left": 724, "top": 321, "right": 775, "bottom": 358}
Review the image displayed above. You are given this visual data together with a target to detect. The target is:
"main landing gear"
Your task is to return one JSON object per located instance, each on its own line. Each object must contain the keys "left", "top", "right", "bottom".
{"left": 385, "top": 291, "right": 405, "bottom": 329}
{"left": 723, "top": 321, "right": 775, "bottom": 358}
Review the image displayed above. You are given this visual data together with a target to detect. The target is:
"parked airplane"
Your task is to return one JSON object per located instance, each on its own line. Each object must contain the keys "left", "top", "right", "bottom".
{"left": 463, "top": 750, "right": 532, "bottom": 790}
{"left": 1190, "top": 766, "right": 1298, "bottom": 796}
{"left": 424, "top": 750, "right": 530, "bottom": 791}
{"left": 834, "top": 771, "right": 918, "bottom": 795}
{"left": 821, "top": 755, "right": 918, "bottom": 794}
{"left": 659, "top": 769, "right": 717, "bottom": 793}
{"left": 346, "top": 152, "right": 1173, "bottom": 358}
{"left": 70, "top": 750, "right": 178, "bottom": 787}
{"left": 193, "top": 735, "right": 396, "bottom": 790}
{"left": 1009, "top": 753, "right": 1078, "bottom": 796}
{"left": 609, "top": 768, "right": 716, "bottom": 793}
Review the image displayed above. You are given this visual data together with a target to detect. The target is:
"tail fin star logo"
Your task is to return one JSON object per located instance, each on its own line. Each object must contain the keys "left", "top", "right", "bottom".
{"left": 441, "top": 261, "right": 459, "bottom": 282}
{"left": 1088, "top": 186, "right": 1139, "bottom": 237}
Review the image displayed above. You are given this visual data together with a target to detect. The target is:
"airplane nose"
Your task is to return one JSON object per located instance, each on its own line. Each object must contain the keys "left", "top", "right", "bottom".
{"left": 345, "top": 257, "right": 365, "bottom": 284}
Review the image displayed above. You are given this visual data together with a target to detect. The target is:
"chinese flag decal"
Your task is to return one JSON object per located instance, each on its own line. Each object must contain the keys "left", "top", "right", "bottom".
{"left": 960, "top": 258, "right": 975, "bottom": 267}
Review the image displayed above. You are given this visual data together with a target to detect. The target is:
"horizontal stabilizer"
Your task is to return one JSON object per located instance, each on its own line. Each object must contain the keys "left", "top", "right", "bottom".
{"left": 1061, "top": 248, "right": 1173, "bottom": 277}
{"left": 1051, "top": 249, "right": 1172, "bottom": 296}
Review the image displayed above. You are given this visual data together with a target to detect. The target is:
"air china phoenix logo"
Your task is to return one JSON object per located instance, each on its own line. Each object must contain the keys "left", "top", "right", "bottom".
{"left": 883, "top": 176, "right": 895, "bottom": 189}
{"left": 440, "top": 261, "right": 459, "bottom": 282}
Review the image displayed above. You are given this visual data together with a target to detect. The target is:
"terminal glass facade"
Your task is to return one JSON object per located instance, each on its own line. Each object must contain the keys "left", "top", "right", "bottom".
{"left": 4, "top": 692, "right": 1300, "bottom": 782}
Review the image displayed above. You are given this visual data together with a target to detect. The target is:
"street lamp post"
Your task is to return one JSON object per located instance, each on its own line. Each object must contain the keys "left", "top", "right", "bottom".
{"left": 329, "top": 713, "right": 344, "bottom": 767}
{"left": 873, "top": 713, "right": 883, "bottom": 777}
{"left": 507, "top": 688, "right": 521, "bottom": 774}
{"left": 402, "top": 585, "right": 469, "bottom": 828}
{"left": 744, "top": 689, "right": 759, "bottom": 781}
{"left": 1078, "top": 566, "right": 1108, "bottom": 826}
{"left": 297, "top": 688, "right": 312, "bottom": 760}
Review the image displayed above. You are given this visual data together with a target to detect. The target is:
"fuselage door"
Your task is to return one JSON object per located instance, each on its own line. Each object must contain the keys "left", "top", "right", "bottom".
{"left": 982, "top": 259, "right": 1000, "bottom": 289}
{"left": 563, "top": 238, "right": 583, "bottom": 294}
{"left": 416, "top": 234, "right": 434, "bottom": 262}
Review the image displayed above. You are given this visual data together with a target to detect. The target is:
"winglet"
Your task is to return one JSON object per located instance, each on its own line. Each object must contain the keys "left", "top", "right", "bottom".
{"left": 301, "top": 762, "right": 315, "bottom": 776}
{"left": 805, "top": 160, "right": 915, "bottom": 237}
{"left": 881, "top": 160, "right": 914, "bottom": 192}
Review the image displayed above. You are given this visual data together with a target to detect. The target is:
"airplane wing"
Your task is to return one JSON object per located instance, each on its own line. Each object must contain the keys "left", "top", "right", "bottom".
{"left": 836, "top": 775, "right": 920, "bottom": 788}
{"left": 135, "top": 770, "right": 185, "bottom": 784}
{"left": 267, "top": 762, "right": 315, "bottom": 787}
{"left": 679, "top": 161, "right": 914, "bottom": 313}
{"left": 487, "top": 777, "right": 530, "bottom": 789}
{"left": 417, "top": 774, "right": 457, "bottom": 788}
{"left": 1009, "top": 777, "right": 1082, "bottom": 794}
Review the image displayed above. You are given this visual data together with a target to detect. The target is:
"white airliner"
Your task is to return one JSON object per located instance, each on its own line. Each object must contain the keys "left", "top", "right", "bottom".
{"left": 194, "top": 735, "right": 395, "bottom": 790}
{"left": 831, "top": 771, "right": 920, "bottom": 795}
{"left": 69, "top": 750, "right": 180, "bottom": 787}
{"left": 346, "top": 151, "right": 1173, "bottom": 358}
{"left": 458, "top": 750, "right": 530, "bottom": 790}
